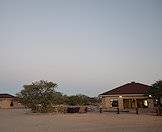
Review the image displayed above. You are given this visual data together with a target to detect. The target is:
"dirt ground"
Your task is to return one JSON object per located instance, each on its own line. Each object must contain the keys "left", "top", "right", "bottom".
{"left": 0, "top": 109, "right": 162, "bottom": 132}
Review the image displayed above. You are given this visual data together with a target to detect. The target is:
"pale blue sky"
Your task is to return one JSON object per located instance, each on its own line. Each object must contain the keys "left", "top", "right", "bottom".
{"left": 0, "top": 0, "right": 162, "bottom": 97}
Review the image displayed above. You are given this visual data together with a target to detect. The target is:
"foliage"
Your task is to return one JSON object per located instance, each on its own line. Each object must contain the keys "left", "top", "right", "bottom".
{"left": 65, "top": 94, "right": 100, "bottom": 106}
{"left": 146, "top": 80, "right": 162, "bottom": 106}
{"left": 17, "top": 80, "right": 62, "bottom": 112}
{"left": 66, "top": 94, "right": 89, "bottom": 106}
{"left": 88, "top": 97, "right": 101, "bottom": 106}
{"left": 17, "top": 80, "right": 100, "bottom": 112}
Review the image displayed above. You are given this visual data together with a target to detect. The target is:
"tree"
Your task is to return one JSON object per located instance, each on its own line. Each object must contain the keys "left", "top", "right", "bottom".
{"left": 88, "top": 97, "right": 101, "bottom": 106}
{"left": 17, "top": 80, "right": 61, "bottom": 113}
{"left": 66, "top": 94, "right": 89, "bottom": 106}
{"left": 146, "top": 80, "right": 162, "bottom": 107}
{"left": 65, "top": 94, "right": 101, "bottom": 106}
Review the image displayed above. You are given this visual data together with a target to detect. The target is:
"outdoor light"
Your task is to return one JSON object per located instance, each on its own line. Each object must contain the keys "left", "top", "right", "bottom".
{"left": 144, "top": 100, "right": 148, "bottom": 106}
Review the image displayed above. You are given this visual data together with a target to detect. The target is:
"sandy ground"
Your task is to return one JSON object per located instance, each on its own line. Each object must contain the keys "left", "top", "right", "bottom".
{"left": 0, "top": 109, "right": 162, "bottom": 132}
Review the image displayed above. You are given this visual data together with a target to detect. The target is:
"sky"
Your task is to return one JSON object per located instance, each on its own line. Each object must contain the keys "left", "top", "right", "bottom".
{"left": 0, "top": 0, "right": 162, "bottom": 97}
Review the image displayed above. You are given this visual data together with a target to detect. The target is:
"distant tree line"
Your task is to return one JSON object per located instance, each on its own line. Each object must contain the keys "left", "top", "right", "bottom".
{"left": 17, "top": 80, "right": 100, "bottom": 113}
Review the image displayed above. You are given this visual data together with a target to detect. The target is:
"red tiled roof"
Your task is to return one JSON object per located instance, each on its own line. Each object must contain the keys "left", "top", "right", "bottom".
{"left": 0, "top": 94, "right": 16, "bottom": 98}
{"left": 100, "top": 82, "right": 151, "bottom": 95}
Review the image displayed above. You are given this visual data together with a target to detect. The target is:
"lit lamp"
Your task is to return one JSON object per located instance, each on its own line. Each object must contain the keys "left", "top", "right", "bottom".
{"left": 119, "top": 96, "right": 122, "bottom": 98}
{"left": 149, "top": 95, "right": 152, "bottom": 98}
{"left": 144, "top": 100, "right": 148, "bottom": 107}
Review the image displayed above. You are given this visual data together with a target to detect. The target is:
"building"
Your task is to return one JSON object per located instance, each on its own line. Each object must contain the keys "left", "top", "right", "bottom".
{"left": 100, "top": 82, "right": 154, "bottom": 111}
{"left": 0, "top": 94, "right": 22, "bottom": 109}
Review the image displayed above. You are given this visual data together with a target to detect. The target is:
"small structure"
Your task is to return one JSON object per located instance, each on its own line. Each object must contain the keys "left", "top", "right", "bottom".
{"left": 52, "top": 105, "right": 88, "bottom": 113}
{"left": 0, "top": 93, "right": 22, "bottom": 109}
{"left": 100, "top": 82, "right": 154, "bottom": 112}
{"left": 67, "top": 106, "right": 87, "bottom": 113}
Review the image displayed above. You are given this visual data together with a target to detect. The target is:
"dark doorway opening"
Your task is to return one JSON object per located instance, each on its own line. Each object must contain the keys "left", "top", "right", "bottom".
{"left": 10, "top": 102, "right": 13, "bottom": 107}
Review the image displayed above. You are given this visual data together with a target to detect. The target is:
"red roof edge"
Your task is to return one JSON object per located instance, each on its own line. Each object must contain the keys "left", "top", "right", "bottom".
{"left": 0, "top": 93, "right": 16, "bottom": 98}
{"left": 100, "top": 82, "right": 151, "bottom": 96}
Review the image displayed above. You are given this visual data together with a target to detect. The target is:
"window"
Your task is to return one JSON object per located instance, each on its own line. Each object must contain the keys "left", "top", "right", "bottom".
{"left": 10, "top": 102, "right": 13, "bottom": 107}
{"left": 137, "top": 99, "right": 148, "bottom": 108}
{"left": 110, "top": 99, "right": 118, "bottom": 107}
